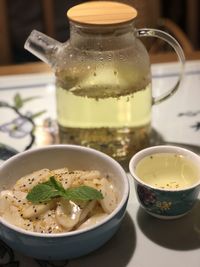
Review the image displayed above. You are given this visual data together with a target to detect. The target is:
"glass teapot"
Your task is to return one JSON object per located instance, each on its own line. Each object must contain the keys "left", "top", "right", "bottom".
{"left": 25, "top": 1, "right": 185, "bottom": 164}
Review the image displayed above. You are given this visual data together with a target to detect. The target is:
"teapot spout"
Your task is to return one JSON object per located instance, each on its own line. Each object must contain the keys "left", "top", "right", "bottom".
{"left": 24, "top": 30, "right": 61, "bottom": 66}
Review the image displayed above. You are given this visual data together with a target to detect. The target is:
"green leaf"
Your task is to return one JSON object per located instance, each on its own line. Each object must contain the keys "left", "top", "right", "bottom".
{"left": 30, "top": 110, "right": 46, "bottom": 119}
{"left": 26, "top": 177, "right": 103, "bottom": 204}
{"left": 64, "top": 186, "right": 103, "bottom": 201}
{"left": 14, "top": 93, "right": 23, "bottom": 109}
{"left": 26, "top": 183, "right": 61, "bottom": 204}
{"left": 22, "top": 96, "right": 41, "bottom": 103}
{"left": 49, "top": 176, "right": 66, "bottom": 192}
{"left": 13, "top": 95, "right": 43, "bottom": 110}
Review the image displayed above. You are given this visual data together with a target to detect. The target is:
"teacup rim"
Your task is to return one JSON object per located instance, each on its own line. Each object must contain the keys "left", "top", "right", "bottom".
{"left": 129, "top": 145, "right": 200, "bottom": 192}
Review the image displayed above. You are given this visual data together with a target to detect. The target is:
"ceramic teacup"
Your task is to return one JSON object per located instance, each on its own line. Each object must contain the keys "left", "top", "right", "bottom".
{"left": 129, "top": 145, "right": 200, "bottom": 219}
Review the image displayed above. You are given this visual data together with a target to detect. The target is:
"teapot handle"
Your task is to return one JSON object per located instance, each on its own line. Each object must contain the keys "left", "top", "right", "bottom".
{"left": 136, "top": 28, "right": 185, "bottom": 105}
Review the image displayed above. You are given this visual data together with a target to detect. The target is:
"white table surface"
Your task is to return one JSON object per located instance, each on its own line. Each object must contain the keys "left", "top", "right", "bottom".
{"left": 0, "top": 60, "right": 200, "bottom": 267}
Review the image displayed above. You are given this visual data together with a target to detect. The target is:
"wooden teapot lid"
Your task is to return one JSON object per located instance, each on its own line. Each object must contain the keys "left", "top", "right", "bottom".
{"left": 67, "top": 1, "right": 137, "bottom": 26}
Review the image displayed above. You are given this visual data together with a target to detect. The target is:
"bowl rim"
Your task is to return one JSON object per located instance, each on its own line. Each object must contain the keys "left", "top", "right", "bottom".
{"left": 0, "top": 144, "right": 129, "bottom": 238}
{"left": 129, "top": 145, "right": 200, "bottom": 192}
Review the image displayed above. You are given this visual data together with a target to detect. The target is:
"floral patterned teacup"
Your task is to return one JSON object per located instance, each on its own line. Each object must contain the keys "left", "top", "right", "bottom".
{"left": 129, "top": 145, "right": 200, "bottom": 219}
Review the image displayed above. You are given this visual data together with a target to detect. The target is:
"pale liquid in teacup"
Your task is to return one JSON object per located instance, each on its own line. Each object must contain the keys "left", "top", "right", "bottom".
{"left": 56, "top": 71, "right": 152, "bottom": 162}
{"left": 135, "top": 153, "right": 200, "bottom": 190}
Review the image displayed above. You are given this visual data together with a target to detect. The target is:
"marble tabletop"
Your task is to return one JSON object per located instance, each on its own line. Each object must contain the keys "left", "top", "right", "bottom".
{"left": 0, "top": 60, "right": 200, "bottom": 267}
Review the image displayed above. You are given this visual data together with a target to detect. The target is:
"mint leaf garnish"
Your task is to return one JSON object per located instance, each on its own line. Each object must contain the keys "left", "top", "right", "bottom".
{"left": 26, "top": 183, "right": 60, "bottom": 203}
{"left": 63, "top": 185, "right": 103, "bottom": 201}
{"left": 26, "top": 176, "right": 103, "bottom": 204}
{"left": 45, "top": 176, "right": 65, "bottom": 193}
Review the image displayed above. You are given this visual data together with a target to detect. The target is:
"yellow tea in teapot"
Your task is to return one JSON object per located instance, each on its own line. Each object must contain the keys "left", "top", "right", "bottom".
{"left": 56, "top": 65, "right": 151, "bottom": 163}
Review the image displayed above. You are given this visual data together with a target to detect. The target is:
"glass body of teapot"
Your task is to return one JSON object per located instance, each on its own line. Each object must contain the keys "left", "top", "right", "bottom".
{"left": 56, "top": 21, "right": 151, "bottom": 163}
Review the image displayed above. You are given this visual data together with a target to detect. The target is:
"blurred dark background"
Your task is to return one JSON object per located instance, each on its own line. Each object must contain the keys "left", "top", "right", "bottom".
{"left": 0, "top": 0, "right": 199, "bottom": 65}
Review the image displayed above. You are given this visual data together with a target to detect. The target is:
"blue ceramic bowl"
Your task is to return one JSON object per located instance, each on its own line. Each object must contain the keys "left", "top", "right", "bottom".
{"left": 0, "top": 145, "right": 129, "bottom": 260}
{"left": 129, "top": 145, "right": 200, "bottom": 219}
